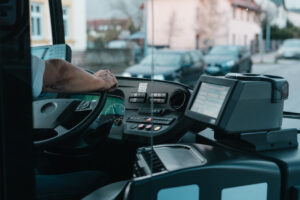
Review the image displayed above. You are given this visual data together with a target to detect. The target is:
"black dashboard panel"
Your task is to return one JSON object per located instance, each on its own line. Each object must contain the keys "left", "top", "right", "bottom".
{"left": 109, "top": 77, "right": 195, "bottom": 144}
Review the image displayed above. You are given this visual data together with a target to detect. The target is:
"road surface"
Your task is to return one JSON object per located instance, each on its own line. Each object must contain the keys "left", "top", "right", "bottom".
{"left": 253, "top": 58, "right": 300, "bottom": 129}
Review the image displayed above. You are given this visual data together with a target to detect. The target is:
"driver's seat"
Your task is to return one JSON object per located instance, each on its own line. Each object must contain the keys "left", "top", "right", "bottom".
{"left": 36, "top": 170, "right": 109, "bottom": 200}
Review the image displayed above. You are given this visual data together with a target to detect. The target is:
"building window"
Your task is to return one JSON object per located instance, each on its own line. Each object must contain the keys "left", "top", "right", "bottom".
{"left": 240, "top": 9, "right": 244, "bottom": 21}
{"left": 233, "top": 7, "right": 236, "bottom": 19}
{"left": 232, "top": 34, "right": 236, "bottom": 45}
{"left": 116, "top": 25, "right": 122, "bottom": 31}
{"left": 247, "top": 10, "right": 250, "bottom": 21}
{"left": 63, "top": 7, "right": 70, "bottom": 39}
{"left": 31, "top": 3, "right": 43, "bottom": 40}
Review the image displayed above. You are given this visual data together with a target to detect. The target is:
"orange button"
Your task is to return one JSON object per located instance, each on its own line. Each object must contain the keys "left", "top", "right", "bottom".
{"left": 154, "top": 126, "right": 161, "bottom": 131}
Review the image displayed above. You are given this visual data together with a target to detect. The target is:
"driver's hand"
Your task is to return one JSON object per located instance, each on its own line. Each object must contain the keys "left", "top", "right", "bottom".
{"left": 94, "top": 69, "right": 118, "bottom": 92}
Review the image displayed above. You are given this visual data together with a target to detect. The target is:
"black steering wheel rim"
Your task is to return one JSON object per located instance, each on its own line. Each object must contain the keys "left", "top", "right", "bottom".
{"left": 33, "top": 91, "right": 107, "bottom": 148}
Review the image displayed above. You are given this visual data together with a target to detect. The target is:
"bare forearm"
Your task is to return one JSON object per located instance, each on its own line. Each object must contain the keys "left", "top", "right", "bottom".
{"left": 43, "top": 59, "right": 106, "bottom": 93}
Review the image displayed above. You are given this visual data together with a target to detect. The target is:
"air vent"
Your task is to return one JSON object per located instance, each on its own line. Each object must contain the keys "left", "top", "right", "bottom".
{"left": 170, "top": 90, "right": 187, "bottom": 110}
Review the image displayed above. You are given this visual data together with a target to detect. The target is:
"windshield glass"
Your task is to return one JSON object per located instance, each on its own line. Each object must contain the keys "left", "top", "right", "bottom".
{"left": 28, "top": 0, "right": 300, "bottom": 184}
{"left": 208, "top": 46, "right": 239, "bottom": 56}
{"left": 140, "top": 53, "right": 181, "bottom": 67}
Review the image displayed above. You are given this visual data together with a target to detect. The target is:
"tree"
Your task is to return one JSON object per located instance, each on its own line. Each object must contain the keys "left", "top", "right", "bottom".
{"left": 195, "top": 0, "right": 226, "bottom": 48}
{"left": 110, "top": 0, "right": 144, "bottom": 34}
{"left": 262, "top": 19, "right": 300, "bottom": 39}
{"left": 168, "top": 11, "right": 178, "bottom": 46}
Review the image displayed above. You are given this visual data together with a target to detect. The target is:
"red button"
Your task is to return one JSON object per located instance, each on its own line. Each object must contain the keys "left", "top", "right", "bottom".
{"left": 146, "top": 125, "right": 152, "bottom": 131}
{"left": 146, "top": 118, "right": 152, "bottom": 122}
{"left": 138, "top": 124, "right": 145, "bottom": 130}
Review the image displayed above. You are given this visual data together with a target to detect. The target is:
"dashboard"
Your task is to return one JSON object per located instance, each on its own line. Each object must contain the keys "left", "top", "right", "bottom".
{"left": 31, "top": 44, "right": 199, "bottom": 145}
{"left": 35, "top": 77, "right": 195, "bottom": 145}
{"left": 105, "top": 77, "right": 197, "bottom": 144}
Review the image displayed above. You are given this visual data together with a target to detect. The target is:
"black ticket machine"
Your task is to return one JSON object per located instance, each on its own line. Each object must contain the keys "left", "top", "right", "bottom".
{"left": 185, "top": 73, "right": 297, "bottom": 151}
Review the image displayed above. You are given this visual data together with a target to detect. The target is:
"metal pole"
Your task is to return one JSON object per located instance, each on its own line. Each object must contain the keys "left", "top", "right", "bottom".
{"left": 143, "top": 0, "right": 148, "bottom": 57}
{"left": 49, "top": 0, "right": 65, "bottom": 44}
{"left": 259, "top": 30, "right": 264, "bottom": 63}
{"left": 266, "top": 21, "right": 271, "bottom": 52}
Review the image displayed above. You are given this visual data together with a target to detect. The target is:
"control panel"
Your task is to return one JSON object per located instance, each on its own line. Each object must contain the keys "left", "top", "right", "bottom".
{"left": 114, "top": 78, "right": 192, "bottom": 144}
{"left": 126, "top": 116, "right": 175, "bottom": 133}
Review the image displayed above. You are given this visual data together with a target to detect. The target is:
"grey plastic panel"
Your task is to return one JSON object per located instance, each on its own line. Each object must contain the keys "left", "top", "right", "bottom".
{"left": 33, "top": 99, "right": 76, "bottom": 129}
{"left": 154, "top": 144, "right": 206, "bottom": 171}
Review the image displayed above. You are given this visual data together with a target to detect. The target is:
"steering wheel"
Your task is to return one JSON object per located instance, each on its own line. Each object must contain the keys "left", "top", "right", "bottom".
{"left": 33, "top": 91, "right": 107, "bottom": 148}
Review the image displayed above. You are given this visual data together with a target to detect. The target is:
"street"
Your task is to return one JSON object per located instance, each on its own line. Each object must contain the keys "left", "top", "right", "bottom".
{"left": 252, "top": 53, "right": 300, "bottom": 129}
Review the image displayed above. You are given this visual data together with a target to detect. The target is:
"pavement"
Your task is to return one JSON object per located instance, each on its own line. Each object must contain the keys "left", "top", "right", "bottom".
{"left": 251, "top": 52, "right": 277, "bottom": 64}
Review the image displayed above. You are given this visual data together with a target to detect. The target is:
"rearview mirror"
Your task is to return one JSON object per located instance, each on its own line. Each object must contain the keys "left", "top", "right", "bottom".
{"left": 284, "top": 0, "right": 300, "bottom": 12}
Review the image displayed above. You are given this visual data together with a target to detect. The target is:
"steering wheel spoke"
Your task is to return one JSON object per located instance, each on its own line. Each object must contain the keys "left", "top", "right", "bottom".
{"left": 54, "top": 125, "right": 69, "bottom": 136}
{"left": 33, "top": 92, "right": 107, "bottom": 148}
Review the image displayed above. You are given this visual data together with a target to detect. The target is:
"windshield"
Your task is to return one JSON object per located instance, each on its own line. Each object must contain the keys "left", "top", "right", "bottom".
{"left": 28, "top": 0, "right": 300, "bottom": 185}
{"left": 140, "top": 53, "right": 181, "bottom": 67}
{"left": 208, "top": 46, "right": 239, "bottom": 56}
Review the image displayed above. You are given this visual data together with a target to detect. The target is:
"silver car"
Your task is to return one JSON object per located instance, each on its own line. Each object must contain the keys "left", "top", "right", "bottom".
{"left": 276, "top": 39, "right": 300, "bottom": 60}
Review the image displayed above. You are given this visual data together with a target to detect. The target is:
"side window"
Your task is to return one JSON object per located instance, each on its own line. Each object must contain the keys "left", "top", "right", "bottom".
{"left": 240, "top": 47, "right": 247, "bottom": 56}
{"left": 183, "top": 54, "right": 192, "bottom": 66}
{"left": 31, "top": 3, "right": 43, "bottom": 40}
{"left": 30, "top": 0, "right": 52, "bottom": 46}
{"left": 191, "top": 51, "right": 202, "bottom": 63}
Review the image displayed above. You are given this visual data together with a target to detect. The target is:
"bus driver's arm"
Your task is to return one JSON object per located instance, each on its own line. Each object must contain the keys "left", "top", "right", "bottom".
{"left": 43, "top": 59, "right": 118, "bottom": 93}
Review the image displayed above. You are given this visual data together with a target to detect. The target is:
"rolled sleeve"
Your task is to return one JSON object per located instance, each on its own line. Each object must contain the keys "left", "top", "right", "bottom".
{"left": 31, "top": 55, "right": 45, "bottom": 98}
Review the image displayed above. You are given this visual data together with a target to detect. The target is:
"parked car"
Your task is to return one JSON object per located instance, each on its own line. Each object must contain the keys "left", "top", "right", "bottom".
{"left": 204, "top": 45, "right": 252, "bottom": 76}
{"left": 107, "top": 40, "right": 142, "bottom": 63}
{"left": 276, "top": 39, "right": 300, "bottom": 60}
{"left": 122, "top": 49, "right": 206, "bottom": 87}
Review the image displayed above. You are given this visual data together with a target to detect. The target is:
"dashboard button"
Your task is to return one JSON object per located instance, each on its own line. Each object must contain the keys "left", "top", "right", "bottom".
{"left": 130, "top": 93, "right": 138, "bottom": 97}
{"left": 130, "top": 98, "right": 138, "bottom": 103}
{"left": 145, "top": 125, "right": 152, "bottom": 131}
{"left": 138, "top": 124, "right": 145, "bottom": 130}
{"left": 154, "top": 126, "right": 162, "bottom": 131}
{"left": 146, "top": 118, "right": 152, "bottom": 122}
{"left": 137, "top": 93, "right": 147, "bottom": 98}
{"left": 161, "top": 93, "right": 167, "bottom": 98}
{"left": 135, "top": 98, "right": 145, "bottom": 103}
{"left": 130, "top": 124, "right": 138, "bottom": 129}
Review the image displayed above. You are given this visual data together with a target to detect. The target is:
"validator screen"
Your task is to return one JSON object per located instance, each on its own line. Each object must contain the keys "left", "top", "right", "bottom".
{"left": 190, "top": 83, "right": 230, "bottom": 119}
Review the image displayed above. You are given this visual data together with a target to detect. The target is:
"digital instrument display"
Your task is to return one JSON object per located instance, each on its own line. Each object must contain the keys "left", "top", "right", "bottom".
{"left": 190, "top": 83, "right": 230, "bottom": 119}
{"left": 31, "top": 44, "right": 71, "bottom": 61}
{"left": 71, "top": 95, "right": 125, "bottom": 116}
{"left": 31, "top": 48, "right": 49, "bottom": 59}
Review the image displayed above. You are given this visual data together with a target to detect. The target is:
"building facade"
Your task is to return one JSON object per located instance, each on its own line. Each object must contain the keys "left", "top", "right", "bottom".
{"left": 147, "top": 0, "right": 261, "bottom": 50}
{"left": 30, "top": 0, "right": 87, "bottom": 51}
